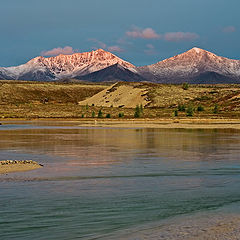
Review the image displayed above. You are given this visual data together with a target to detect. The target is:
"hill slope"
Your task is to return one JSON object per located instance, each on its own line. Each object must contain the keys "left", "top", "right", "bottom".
{"left": 78, "top": 82, "right": 150, "bottom": 108}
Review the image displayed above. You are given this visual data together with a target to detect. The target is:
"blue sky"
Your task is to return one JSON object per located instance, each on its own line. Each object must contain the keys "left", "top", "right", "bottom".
{"left": 1, "top": 0, "right": 239, "bottom": 66}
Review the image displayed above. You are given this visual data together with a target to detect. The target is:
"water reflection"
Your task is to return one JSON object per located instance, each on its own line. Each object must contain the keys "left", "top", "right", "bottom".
{"left": 0, "top": 125, "right": 239, "bottom": 180}
{"left": 0, "top": 127, "right": 239, "bottom": 161}
{"left": 1, "top": 123, "right": 240, "bottom": 240}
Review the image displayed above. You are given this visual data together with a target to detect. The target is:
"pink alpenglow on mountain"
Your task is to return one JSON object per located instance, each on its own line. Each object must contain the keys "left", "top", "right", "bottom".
{"left": 138, "top": 47, "right": 240, "bottom": 83}
{"left": 0, "top": 48, "right": 240, "bottom": 83}
{"left": 0, "top": 49, "right": 136, "bottom": 81}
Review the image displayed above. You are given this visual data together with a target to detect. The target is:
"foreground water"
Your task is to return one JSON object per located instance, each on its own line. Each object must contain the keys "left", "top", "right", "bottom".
{"left": 1, "top": 121, "right": 240, "bottom": 239}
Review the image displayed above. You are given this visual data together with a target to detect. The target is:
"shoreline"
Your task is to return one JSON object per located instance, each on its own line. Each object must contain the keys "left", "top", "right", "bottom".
{"left": 2, "top": 118, "right": 240, "bottom": 130}
{"left": 105, "top": 211, "right": 240, "bottom": 240}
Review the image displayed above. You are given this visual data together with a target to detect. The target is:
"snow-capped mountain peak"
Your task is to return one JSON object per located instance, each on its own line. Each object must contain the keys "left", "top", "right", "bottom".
{"left": 191, "top": 47, "right": 202, "bottom": 53}
{"left": 138, "top": 47, "right": 240, "bottom": 83}
{"left": 0, "top": 49, "right": 136, "bottom": 81}
{"left": 1, "top": 47, "right": 240, "bottom": 83}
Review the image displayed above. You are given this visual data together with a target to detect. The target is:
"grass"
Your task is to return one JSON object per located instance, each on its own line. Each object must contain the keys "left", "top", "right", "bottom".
{"left": 0, "top": 80, "right": 107, "bottom": 104}
{"left": 1, "top": 80, "right": 240, "bottom": 119}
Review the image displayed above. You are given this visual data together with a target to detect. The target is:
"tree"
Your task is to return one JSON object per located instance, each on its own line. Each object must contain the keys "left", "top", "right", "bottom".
{"left": 182, "top": 82, "right": 189, "bottom": 90}
{"left": 186, "top": 105, "right": 194, "bottom": 117}
{"left": 197, "top": 105, "right": 204, "bottom": 112}
{"left": 118, "top": 112, "right": 124, "bottom": 118}
{"left": 174, "top": 110, "right": 178, "bottom": 117}
{"left": 134, "top": 105, "right": 141, "bottom": 118}
{"left": 106, "top": 113, "right": 111, "bottom": 118}
{"left": 97, "top": 109, "right": 103, "bottom": 118}
{"left": 140, "top": 104, "right": 143, "bottom": 114}
{"left": 91, "top": 111, "right": 95, "bottom": 118}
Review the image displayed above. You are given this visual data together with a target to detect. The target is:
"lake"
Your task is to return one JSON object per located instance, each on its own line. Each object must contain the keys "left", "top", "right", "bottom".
{"left": 1, "top": 121, "right": 240, "bottom": 239}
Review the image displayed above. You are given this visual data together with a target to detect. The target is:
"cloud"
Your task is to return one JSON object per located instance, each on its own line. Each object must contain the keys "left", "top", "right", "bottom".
{"left": 41, "top": 46, "right": 76, "bottom": 56}
{"left": 146, "top": 44, "right": 154, "bottom": 49}
{"left": 126, "top": 27, "right": 161, "bottom": 39}
{"left": 222, "top": 26, "right": 236, "bottom": 33}
{"left": 144, "top": 44, "right": 157, "bottom": 55}
{"left": 126, "top": 27, "right": 199, "bottom": 42}
{"left": 88, "top": 38, "right": 107, "bottom": 49}
{"left": 117, "top": 37, "right": 132, "bottom": 46}
{"left": 107, "top": 45, "right": 124, "bottom": 52}
{"left": 164, "top": 32, "right": 199, "bottom": 42}
{"left": 88, "top": 39, "right": 124, "bottom": 53}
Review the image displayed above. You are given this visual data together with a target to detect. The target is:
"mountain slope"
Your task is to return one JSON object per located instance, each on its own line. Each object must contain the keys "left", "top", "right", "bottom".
{"left": 1, "top": 47, "right": 240, "bottom": 83}
{"left": 138, "top": 47, "right": 240, "bottom": 83}
{"left": 0, "top": 49, "right": 136, "bottom": 81}
{"left": 0, "top": 68, "right": 15, "bottom": 80}
{"left": 190, "top": 71, "right": 239, "bottom": 84}
{"left": 76, "top": 63, "right": 145, "bottom": 82}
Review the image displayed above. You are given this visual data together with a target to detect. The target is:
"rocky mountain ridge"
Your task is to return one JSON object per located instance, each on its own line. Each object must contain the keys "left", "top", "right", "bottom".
{"left": 1, "top": 47, "right": 240, "bottom": 83}
{"left": 0, "top": 49, "right": 135, "bottom": 81}
{"left": 138, "top": 47, "right": 240, "bottom": 83}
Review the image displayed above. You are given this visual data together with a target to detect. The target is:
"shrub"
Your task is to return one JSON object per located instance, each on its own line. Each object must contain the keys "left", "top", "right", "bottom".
{"left": 178, "top": 104, "right": 186, "bottom": 112}
{"left": 106, "top": 113, "right": 111, "bottom": 118}
{"left": 213, "top": 104, "right": 219, "bottom": 114}
{"left": 197, "top": 105, "right": 204, "bottom": 112}
{"left": 81, "top": 114, "right": 84, "bottom": 118}
{"left": 97, "top": 109, "right": 103, "bottom": 118}
{"left": 182, "top": 82, "right": 189, "bottom": 90}
{"left": 174, "top": 110, "right": 178, "bottom": 117}
{"left": 91, "top": 111, "right": 95, "bottom": 118}
{"left": 186, "top": 105, "right": 194, "bottom": 117}
{"left": 118, "top": 112, "right": 124, "bottom": 118}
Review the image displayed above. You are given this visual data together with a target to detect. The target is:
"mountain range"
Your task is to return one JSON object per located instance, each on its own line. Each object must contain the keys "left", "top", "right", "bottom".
{"left": 1, "top": 48, "right": 240, "bottom": 83}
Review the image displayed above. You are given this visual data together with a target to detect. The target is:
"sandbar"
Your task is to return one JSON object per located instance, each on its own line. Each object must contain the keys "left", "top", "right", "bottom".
{"left": 0, "top": 160, "right": 43, "bottom": 174}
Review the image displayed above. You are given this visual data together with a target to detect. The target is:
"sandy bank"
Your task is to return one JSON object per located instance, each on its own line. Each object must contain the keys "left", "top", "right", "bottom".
{"left": 109, "top": 213, "right": 240, "bottom": 240}
{"left": 0, "top": 160, "right": 43, "bottom": 174}
{"left": 73, "top": 118, "right": 240, "bottom": 130}
{"left": 2, "top": 118, "right": 240, "bottom": 130}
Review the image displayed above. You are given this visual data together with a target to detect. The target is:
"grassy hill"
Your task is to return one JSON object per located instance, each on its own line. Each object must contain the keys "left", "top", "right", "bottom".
{"left": 1, "top": 80, "right": 240, "bottom": 119}
{"left": 0, "top": 80, "right": 107, "bottom": 104}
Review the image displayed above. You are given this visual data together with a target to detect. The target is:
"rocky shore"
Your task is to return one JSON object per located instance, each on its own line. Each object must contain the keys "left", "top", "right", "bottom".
{"left": 0, "top": 160, "right": 43, "bottom": 174}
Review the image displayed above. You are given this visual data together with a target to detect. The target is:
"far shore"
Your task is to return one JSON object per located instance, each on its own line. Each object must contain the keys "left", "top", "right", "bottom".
{"left": 1, "top": 118, "right": 240, "bottom": 130}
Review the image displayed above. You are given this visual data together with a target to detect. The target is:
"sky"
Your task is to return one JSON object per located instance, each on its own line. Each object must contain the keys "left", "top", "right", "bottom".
{"left": 0, "top": 0, "right": 239, "bottom": 67}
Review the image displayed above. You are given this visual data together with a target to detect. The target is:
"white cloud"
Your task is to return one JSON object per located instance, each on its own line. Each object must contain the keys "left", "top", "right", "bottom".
{"left": 41, "top": 46, "right": 76, "bottom": 56}
{"left": 107, "top": 45, "right": 124, "bottom": 52}
{"left": 88, "top": 39, "right": 124, "bottom": 53}
{"left": 144, "top": 44, "right": 157, "bottom": 55}
{"left": 126, "top": 27, "right": 199, "bottom": 43}
{"left": 164, "top": 32, "right": 199, "bottom": 42}
{"left": 88, "top": 38, "right": 107, "bottom": 49}
{"left": 126, "top": 27, "right": 161, "bottom": 39}
{"left": 222, "top": 26, "right": 236, "bottom": 33}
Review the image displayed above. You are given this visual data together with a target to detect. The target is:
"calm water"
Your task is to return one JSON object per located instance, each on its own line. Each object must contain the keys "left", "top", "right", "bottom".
{"left": 1, "top": 121, "right": 240, "bottom": 239}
